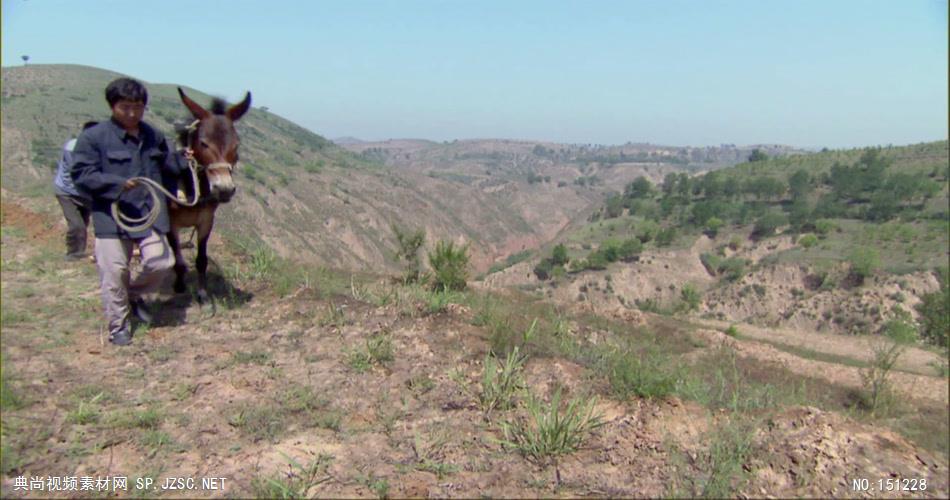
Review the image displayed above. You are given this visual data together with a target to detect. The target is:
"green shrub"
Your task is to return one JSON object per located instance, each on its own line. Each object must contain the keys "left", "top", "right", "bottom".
{"left": 586, "top": 250, "right": 609, "bottom": 270}
{"left": 426, "top": 290, "right": 460, "bottom": 314}
{"left": 700, "top": 253, "right": 722, "bottom": 276}
{"left": 861, "top": 336, "right": 904, "bottom": 416}
{"left": 533, "top": 258, "right": 554, "bottom": 280}
{"left": 814, "top": 219, "right": 835, "bottom": 238}
{"left": 551, "top": 244, "right": 569, "bottom": 266}
{"left": 848, "top": 248, "right": 880, "bottom": 285}
{"left": 393, "top": 225, "right": 426, "bottom": 284}
{"left": 916, "top": 268, "right": 949, "bottom": 349}
{"left": 718, "top": 258, "right": 748, "bottom": 282}
{"left": 656, "top": 227, "right": 676, "bottom": 247}
{"left": 637, "top": 221, "right": 660, "bottom": 243}
{"left": 680, "top": 284, "right": 702, "bottom": 312}
{"left": 752, "top": 212, "right": 787, "bottom": 239}
{"left": 618, "top": 238, "right": 643, "bottom": 261}
{"left": 728, "top": 235, "right": 742, "bottom": 250}
{"left": 607, "top": 349, "right": 679, "bottom": 400}
{"left": 884, "top": 318, "right": 918, "bottom": 345}
{"left": 705, "top": 216, "right": 725, "bottom": 237}
{"left": 428, "top": 240, "right": 470, "bottom": 291}
{"left": 798, "top": 234, "right": 818, "bottom": 249}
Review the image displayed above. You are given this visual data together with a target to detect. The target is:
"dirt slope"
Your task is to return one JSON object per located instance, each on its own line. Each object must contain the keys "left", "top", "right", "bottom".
{"left": 1, "top": 197, "right": 947, "bottom": 498}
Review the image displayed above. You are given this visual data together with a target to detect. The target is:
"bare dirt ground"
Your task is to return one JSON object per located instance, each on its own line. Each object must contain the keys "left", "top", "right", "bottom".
{"left": 2, "top": 196, "right": 947, "bottom": 498}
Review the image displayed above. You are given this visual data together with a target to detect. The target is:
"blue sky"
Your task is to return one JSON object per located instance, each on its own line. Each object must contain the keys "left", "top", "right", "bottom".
{"left": 2, "top": 0, "right": 947, "bottom": 148}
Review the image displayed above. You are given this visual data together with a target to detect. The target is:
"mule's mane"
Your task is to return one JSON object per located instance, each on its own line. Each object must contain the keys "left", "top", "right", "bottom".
{"left": 210, "top": 98, "right": 228, "bottom": 115}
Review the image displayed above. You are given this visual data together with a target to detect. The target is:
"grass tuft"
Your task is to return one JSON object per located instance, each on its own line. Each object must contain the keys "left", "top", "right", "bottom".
{"left": 498, "top": 389, "right": 604, "bottom": 464}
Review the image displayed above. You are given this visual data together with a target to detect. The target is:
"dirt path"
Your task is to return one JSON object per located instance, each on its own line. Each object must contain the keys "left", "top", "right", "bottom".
{"left": 696, "top": 318, "right": 946, "bottom": 377}
{"left": 692, "top": 322, "right": 948, "bottom": 405}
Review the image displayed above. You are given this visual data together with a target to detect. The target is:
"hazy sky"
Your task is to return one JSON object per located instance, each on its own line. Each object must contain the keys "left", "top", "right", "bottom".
{"left": 2, "top": 0, "right": 947, "bottom": 148}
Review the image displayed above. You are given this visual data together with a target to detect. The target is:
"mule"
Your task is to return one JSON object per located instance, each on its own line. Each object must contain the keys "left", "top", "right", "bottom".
{"left": 167, "top": 87, "right": 251, "bottom": 303}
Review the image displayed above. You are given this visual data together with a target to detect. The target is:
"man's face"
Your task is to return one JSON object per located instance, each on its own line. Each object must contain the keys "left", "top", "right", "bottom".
{"left": 111, "top": 99, "right": 146, "bottom": 131}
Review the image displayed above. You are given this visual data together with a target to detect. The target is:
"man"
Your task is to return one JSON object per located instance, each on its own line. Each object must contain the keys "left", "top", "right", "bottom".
{"left": 71, "top": 77, "right": 182, "bottom": 346}
{"left": 53, "top": 121, "right": 97, "bottom": 260}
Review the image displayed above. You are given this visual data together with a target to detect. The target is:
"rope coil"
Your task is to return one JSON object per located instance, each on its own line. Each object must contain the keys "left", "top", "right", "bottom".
{"left": 111, "top": 156, "right": 202, "bottom": 233}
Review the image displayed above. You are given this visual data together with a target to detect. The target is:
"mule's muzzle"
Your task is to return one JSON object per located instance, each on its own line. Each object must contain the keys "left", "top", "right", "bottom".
{"left": 205, "top": 162, "right": 236, "bottom": 203}
{"left": 212, "top": 185, "right": 236, "bottom": 203}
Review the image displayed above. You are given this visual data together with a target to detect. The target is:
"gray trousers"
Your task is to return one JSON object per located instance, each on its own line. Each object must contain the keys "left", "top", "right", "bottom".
{"left": 94, "top": 230, "right": 175, "bottom": 335}
{"left": 55, "top": 194, "right": 91, "bottom": 257}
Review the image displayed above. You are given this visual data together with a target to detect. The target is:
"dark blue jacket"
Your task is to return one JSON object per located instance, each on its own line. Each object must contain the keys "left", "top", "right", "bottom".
{"left": 70, "top": 119, "right": 183, "bottom": 239}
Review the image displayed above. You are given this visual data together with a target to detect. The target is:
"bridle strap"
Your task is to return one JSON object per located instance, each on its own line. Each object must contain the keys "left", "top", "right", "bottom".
{"left": 206, "top": 162, "right": 234, "bottom": 172}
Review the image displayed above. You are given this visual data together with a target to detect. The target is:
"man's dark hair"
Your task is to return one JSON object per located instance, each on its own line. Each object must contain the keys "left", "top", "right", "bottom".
{"left": 104, "top": 78, "right": 148, "bottom": 107}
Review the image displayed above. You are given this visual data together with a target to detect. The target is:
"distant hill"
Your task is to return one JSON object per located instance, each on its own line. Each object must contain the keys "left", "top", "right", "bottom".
{"left": 343, "top": 138, "right": 811, "bottom": 177}
{"left": 332, "top": 136, "right": 367, "bottom": 145}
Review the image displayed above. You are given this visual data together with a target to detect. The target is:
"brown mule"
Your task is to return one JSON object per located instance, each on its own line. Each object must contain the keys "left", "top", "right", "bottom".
{"left": 168, "top": 87, "right": 251, "bottom": 304}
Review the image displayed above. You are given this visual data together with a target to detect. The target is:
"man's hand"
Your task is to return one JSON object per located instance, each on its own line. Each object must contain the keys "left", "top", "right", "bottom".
{"left": 124, "top": 179, "right": 139, "bottom": 190}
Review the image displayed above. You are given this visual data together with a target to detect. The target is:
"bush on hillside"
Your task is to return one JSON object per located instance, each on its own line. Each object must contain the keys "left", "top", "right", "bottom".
{"left": 586, "top": 250, "right": 609, "bottom": 270}
{"left": 636, "top": 221, "right": 660, "bottom": 243}
{"left": 752, "top": 212, "right": 787, "bottom": 239}
{"left": 700, "top": 252, "right": 721, "bottom": 276}
{"left": 787, "top": 200, "right": 812, "bottom": 231}
{"left": 533, "top": 258, "right": 554, "bottom": 281}
{"left": 847, "top": 248, "right": 880, "bottom": 286}
{"left": 718, "top": 258, "right": 748, "bottom": 282}
{"left": 624, "top": 176, "right": 655, "bottom": 200}
{"left": 788, "top": 169, "right": 812, "bottom": 199}
{"left": 700, "top": 253, "right": 748, "bottom": 282}
{"left": 428, "top": 240, "right": 470, "bottom": 291}
{"left": 814, "top": 219, "right": 836, "bottom": 238}
{"left": 551, "top": 244, "right": 569, "bottom": 266}
{"left": 883, "top": 317, "right": 918, "bottom": 345}
{"left": 655, "top": 227, "right": 676, "bottom": 247}
{"left": 704, "top": 216, "right": 725, "bottom": 238}
{"left": 534, "top": 244, "right": 570, "bottom": 281}
{"left": 798, "top": 234, "right": 818, "bottom": 249}
{"left": 618, "top": 238, "right": 643, "bottom": 262}
{"left": 604, "top": 194, "right": 624, "bottom": 218}
{"left": 393, "top": 225, "right": 426, "bottom": 284}
{"left": 916, "top": 268, "right": 949, "bottom": 350}
{"left": 680, "top": 284, "right": 702, "bottom": 312}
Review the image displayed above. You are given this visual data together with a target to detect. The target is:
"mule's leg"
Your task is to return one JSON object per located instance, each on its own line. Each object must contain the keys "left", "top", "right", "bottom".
{"left": 167, "top": 228, "right": 188, "bottom": 294}
{"left": 195, "top": 220, "right": 213, "bottom": 304}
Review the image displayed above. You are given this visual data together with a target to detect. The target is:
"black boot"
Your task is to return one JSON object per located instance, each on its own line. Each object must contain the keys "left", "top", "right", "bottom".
{"left": 130, "top": 298, "right": 153, "bottom": 325}
{"left": 109, "top": 327, "right": 133, "bottom": 346}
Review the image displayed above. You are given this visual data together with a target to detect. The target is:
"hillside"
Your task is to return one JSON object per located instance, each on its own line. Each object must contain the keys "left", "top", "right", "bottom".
{"left": 1, "top": 196, "right": 947, "bottom": 497}
{"left": 2, "top": 64, "right": 618, "bottom": 273}
{"left": 486, "top": 141, "right": 949, "bottom": 344}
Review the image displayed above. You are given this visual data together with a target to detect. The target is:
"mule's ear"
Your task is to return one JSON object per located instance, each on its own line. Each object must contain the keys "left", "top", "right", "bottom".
{"left": 178, "top": 87, "right": 210, "bottom": 120}
{"left": 227, "top": 92, "right": 252, "bottom": 122}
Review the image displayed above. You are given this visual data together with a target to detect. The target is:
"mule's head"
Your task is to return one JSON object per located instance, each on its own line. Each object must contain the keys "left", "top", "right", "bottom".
{"left": 177, "top": 87, "right": 251, "bottom": 203}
